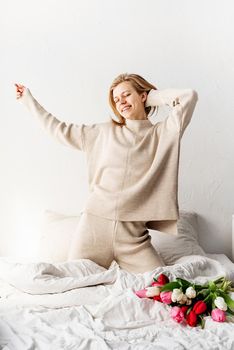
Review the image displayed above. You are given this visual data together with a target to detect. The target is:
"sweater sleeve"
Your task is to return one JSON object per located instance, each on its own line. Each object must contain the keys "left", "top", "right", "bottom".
{"left": 145, "top": 88, "right": 198, "bottom": 137}
{"left": 19, "top": 88, "right": 99, "bottom": 151}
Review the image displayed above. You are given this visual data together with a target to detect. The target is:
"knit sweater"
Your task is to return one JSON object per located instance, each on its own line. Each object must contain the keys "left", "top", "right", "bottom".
{"left": 20, "top": 87, "right": 198, "bottom": 235}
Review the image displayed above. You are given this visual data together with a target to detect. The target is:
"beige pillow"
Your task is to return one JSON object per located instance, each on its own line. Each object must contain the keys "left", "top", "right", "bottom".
{"left": 38, "top": 210, "right": 81, "bottom": 262}
{"left": 150, "top": 210, "right": 206, "bottom": 265}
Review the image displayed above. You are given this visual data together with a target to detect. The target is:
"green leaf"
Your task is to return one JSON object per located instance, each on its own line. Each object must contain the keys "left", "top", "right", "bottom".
{"left": 175, "top": 278, "right": 192, "bottom": 289}
{"left": 223, "top": 295, "right": 234, "bottom": 310}
{"left": 203, "top": 292, "right": 212, "bottom": 302}
{"left": 187, "top": 306, "right": 193, "bottom": 314}
{"left": 226, "top": 307, "right": 234, "bottom": 315}
{"left": 197, "top": 289, "right": 209, "bottom": 297}
{"left": 200, "top": 316, "right": 205, "bottom": 329}
{"left": 220, "top": 293, "right": 234, "bottom": 310}
{"left": 195, "top": 284, "right": 207, "bottom": 291}
{"left": 160, "top": 282, "right": 181, "bottom": 292}
{"left": 208, "top": 281, "right": 217, "bottom": 292}
{"left": 212, "top": 276, "right": 225, "bottom": 284}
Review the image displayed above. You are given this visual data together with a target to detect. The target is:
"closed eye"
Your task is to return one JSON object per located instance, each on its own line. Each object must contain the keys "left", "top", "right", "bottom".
{"left": 114, "top": 93, "right": 131, "bottom": 103}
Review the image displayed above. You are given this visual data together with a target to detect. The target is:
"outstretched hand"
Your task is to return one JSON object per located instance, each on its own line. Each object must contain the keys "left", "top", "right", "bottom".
{"left": 15, "top": 83, "right": 26, "bottom": 99}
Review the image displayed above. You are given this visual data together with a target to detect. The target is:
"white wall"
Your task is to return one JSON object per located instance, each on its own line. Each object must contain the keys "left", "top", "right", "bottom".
{"left": 1, "top": 0, "right": 234, "bottom": 259}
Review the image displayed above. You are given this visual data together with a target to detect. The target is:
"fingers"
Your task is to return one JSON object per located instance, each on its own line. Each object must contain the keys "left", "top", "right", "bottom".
{"left": 15, "top": 83, "right": 26, "bottom": 99}
{"left": 15, "top": 83, "right": 25, "bottom": 91}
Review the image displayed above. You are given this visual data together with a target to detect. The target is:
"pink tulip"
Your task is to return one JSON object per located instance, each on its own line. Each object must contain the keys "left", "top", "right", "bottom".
{"left": 211, "top": 308, "right": 226, "bottom": 322}
{"left": 160, "top": 291, "right": 172, "bottom": 304}
{"left": 170, "top": 306, "right": 185, "bottom": 323}
{"left": 135, "top": 289, "right": 147, "bottom": 298}
{"left": 152, "top": 281, "right": 164, "bottom": 287}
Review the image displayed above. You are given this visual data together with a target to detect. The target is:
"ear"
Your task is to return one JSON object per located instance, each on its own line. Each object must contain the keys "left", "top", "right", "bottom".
{"left": 141, "top": 91, "right": 147, "bottom": 103}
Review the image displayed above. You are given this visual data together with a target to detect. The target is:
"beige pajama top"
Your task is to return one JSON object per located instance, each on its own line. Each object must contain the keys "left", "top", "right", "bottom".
{"left": 20, "top": 87, "right": 198, "bottom": 235}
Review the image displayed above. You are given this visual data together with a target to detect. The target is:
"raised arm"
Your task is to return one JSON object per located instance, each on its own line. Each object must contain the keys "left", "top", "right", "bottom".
{"left": 15, "top": 83, "right": 99, "bottom": 151}
{"left": 145, "top": 88, "right": 198, "bottom": 137}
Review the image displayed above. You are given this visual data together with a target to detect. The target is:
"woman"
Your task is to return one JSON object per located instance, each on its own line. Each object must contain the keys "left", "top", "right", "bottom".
{"left": 15, "top": 73, "right": 198, "bottom": 273}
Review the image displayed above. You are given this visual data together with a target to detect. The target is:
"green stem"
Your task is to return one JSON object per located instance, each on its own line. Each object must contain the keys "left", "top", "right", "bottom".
{"left": 212, "top": 276, "right": 225, "bottom": 284}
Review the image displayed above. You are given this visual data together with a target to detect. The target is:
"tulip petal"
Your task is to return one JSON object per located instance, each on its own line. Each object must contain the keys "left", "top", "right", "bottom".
{"left": 135, "top": 289, "right": 147, "bottom": 298}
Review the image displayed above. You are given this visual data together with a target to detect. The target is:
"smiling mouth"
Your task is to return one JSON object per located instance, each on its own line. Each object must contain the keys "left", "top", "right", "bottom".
{"left": 122, "top": 106, "right": 131, "bottom": 112}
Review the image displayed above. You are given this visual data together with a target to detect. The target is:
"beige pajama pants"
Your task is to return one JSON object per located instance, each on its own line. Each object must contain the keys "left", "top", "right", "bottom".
{"left": 68, "top": 212, "right": 165, "bottom": 273}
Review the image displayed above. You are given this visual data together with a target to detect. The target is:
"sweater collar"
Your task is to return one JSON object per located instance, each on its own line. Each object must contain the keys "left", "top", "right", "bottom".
{"left": 125, "top": 118, "right": 153, "bottom": 132}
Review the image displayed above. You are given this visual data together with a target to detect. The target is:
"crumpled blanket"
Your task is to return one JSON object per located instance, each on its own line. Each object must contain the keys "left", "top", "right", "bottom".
{"left": 0, "top": 255, "right": 234, "bottom": 350}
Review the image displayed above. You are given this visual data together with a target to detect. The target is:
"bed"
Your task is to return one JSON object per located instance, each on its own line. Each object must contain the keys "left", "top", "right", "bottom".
{"left": 0, "top": 210, "right": 234, "bottom": 350}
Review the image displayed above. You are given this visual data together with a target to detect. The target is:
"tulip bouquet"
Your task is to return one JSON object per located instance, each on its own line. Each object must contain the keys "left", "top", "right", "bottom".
{"left": 135, "top": 274, "right": 234, "bottom": 328}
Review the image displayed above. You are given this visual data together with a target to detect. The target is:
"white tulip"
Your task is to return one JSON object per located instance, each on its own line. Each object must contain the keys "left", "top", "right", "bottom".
{"left": 178, "top": 293, "right": 188, "bottom": 305}
{"left": 214, "top": 296, "right": 227, "bottom": 311}
{"left": 171, "top": 288, "right": 183, "bottom": 302}
{"left": 185, "top": 286, "right": 196, "bottom": 299}
{"left": 186, "top": 298, "right": 192, "bottom": 305}
{"left": 145, "top": 286, "right": 161, "bottom": 297}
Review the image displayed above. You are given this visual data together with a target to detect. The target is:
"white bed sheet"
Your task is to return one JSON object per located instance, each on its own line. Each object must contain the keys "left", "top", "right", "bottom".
{"left": 0, "top": 254, "right": 234, "bottom": 350}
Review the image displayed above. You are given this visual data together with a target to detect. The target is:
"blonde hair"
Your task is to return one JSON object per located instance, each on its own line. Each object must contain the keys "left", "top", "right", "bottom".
{"left": 109, "top": 73, "right": 157, "bottom": 127}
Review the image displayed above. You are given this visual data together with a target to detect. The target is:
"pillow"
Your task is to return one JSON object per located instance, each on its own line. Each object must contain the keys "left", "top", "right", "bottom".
{"left": 38, "top": 210, "right": 81, "bottom": 262}
{"left": 149, "top": 210, "right": 206, "bottom": 266}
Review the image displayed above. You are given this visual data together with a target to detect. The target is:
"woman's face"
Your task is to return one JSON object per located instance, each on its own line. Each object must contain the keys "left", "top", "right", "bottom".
{"left": 113, "top": 81, "right": 147, "bottom": 120}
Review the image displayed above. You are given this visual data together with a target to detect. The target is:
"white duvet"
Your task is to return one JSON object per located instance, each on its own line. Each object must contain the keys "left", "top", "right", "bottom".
{"left": 0, "top": 255, "right": 234, "bottom": 350}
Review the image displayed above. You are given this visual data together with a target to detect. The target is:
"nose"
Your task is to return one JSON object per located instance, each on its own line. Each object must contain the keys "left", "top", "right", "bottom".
{"left": 120, "top": 96, "right": 127, "bottom": 104}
